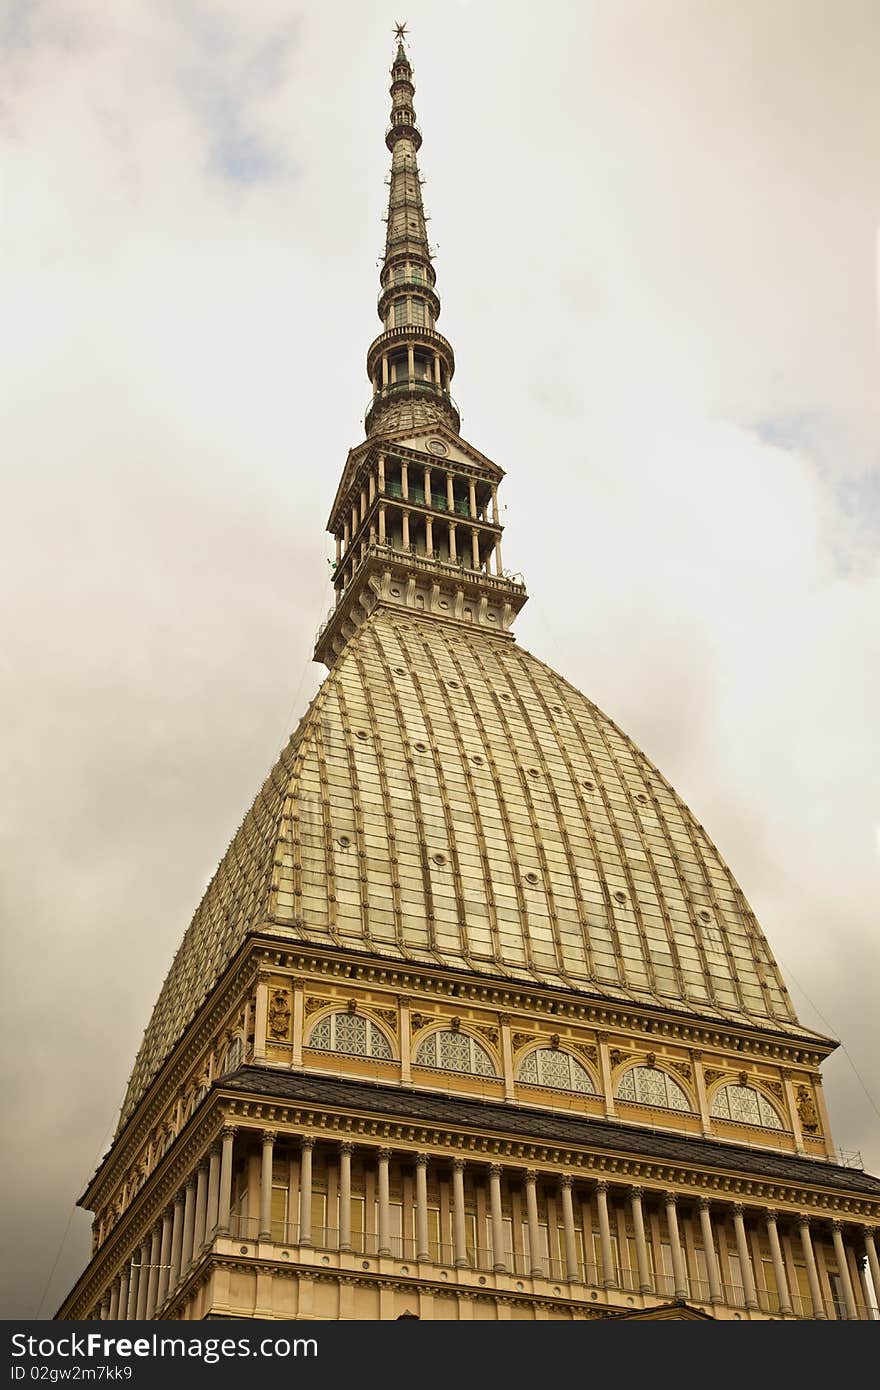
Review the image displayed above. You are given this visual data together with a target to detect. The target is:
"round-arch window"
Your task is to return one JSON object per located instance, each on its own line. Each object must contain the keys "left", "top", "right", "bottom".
{"left": 517, "top": 1048, "right": 595, "bottom": 1094}
{"left": 710, "top": 1083, "right": 783, "bottom": 1130}
{"left": 308, "top": 1012, "right": 392, "bottom": 1060}
{"left": 414, "top": 1029, "right": 496, "bottom": 1077}
{"left": 616, "top": 1065, "right": 691, "bottom": 1112}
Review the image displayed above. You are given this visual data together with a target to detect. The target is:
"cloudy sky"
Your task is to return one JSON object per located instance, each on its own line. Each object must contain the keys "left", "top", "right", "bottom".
{"left": 1, "top": 0, "right": 878, "bottom": 1319}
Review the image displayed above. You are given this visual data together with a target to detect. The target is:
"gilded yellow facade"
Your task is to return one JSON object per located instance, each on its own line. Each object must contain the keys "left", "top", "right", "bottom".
{"left": 58, "top": 33, "right": 880, "bottom": 1323}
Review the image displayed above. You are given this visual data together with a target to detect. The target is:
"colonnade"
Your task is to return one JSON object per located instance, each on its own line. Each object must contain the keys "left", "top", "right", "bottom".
{"left": 92, "top": 1129, "right": 879, "bottom": 1321}
{"left": 336, "top": 455, "right": 504, "bottom": 582}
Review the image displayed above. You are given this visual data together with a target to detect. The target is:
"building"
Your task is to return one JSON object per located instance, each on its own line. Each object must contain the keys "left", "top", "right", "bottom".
{"left": 58, "top": 31, "right": 880, "bottom": 1323}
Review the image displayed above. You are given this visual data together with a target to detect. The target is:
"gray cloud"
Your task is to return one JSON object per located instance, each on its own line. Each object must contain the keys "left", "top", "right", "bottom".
{"left": 1, "top": 0, "right": 878, "bottom": 1317}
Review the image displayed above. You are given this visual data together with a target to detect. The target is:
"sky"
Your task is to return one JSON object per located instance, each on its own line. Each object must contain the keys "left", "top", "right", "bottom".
{"left": 1, "top": 0, "right": 879, "bottom": 1319}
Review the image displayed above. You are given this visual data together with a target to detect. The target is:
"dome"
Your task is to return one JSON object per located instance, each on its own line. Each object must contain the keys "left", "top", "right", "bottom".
{"left": 119, "top": 608, "right": 808, "bottom": 1128}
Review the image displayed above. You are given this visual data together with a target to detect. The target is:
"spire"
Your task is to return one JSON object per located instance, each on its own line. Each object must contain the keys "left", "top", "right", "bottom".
{"left": 364, "top": 33, "right": 459, "bottom": 437}
{"left": 314, "top": 32, "right": 527, "bottom": 668}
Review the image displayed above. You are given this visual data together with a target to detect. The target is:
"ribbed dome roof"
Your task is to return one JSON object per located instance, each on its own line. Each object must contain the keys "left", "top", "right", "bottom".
{"left": 119, "top": 610, "right": 806, "bottom": 1128}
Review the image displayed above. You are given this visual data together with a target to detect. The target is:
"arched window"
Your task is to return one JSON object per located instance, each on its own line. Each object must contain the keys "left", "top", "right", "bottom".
{"left": 307, "top": 1011, "right": 392, "bottom": 1061}
{"left": 616, "top": 1065, "right": 691, "bottom": 1112}
{"left": 517, "top": 1047, "right": 596, "bottom": 1094}
{"left": 710, "top": 1083, "right": 784, "bottom": 1130}
{"left": 223, "top": 1036, "right": 243, "bottom": 1074}
{"left": 414, "top": 1029, "right": 496, "bottom": 1077}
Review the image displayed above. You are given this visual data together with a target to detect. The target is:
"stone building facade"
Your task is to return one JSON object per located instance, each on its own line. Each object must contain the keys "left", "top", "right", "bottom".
{"left": 58, "top": 33, "right": 880, "bottom": 1322}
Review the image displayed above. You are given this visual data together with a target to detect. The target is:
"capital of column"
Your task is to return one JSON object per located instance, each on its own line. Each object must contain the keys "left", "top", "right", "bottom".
{"left": 829, "top": 1218, "right": 843, "bottom": 1233}
{"left": 862, "top": 1224, "right": 877, "bottom": 1240}
{"left": 488, "top": 1163, "right": 503, "bottom": 1179}
{"left": 764, "top": 1207, "right": 777, "bottom": 1222}
{"left": 209, "top": 1140, "right": 222, "bottom": 1157}
{"left": 559, "top": 1174, "right": 574, "bottom": 1190}
{"left": 415, "top": 1152, "right": 429, "bottom": 1168}
{"left": 301, "top": 1135, "right": 316, "bottom": 1151}
{"left": 339, "top": 1141, "right": 355, "bottom": 1156}
{"left": 629, "top": 1185, "right": 644, "bottom": 1200}
{"left": 524, "top": 1168, "right": 537, "bottom": 1185}
{"left": 663, "top": 1191, "right": 678, "bottom": 1207}
{"left": 377, "top": 1146, "right": 392, "bottom": 1162}
{"left": 797, "top": 1213, "right": 811, "bottom": 1229}
{"left": 595, "top": 1180, "right": 609, "bottom": 1195}
{"left": 452, "top": 1156, "right": 466, "bottom": 1172}
{"left": 698, "top": 1196, "right": 712, "bottom": 1212}
{"left": 261, "top": 1129, "right": 277, "bottom": 1144}
{"left": 220, "top": 1124, "right": 235, "bottom": 1140}
{"left": 185, "top": 1175, "right": 196, "bottom": 1191}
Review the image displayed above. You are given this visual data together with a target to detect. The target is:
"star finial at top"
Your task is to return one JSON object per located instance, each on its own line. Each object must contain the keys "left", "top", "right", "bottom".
{"left": 393, "top": 22, "right": 408, "bottom": 44}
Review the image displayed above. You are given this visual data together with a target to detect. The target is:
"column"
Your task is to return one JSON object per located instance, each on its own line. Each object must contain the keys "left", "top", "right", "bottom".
{"left": 500, "top": 1016, "right": 515, "bottom": 1101}
{"left": 798, "top": 1216, "right": 826, "bottom": 1318}
{"left": 830, "top": 1221, "right": 858, "bottom": 1320}
{"left": 401, "top": 461, "right": 409, "bottom": 500}
{"left": 180, "top": 1177, "right": 196, "bottom": 1272}
{"left": 145, "top": 1224, "right": 162, "bottom": 1319}
{"left": 378, "top": 505, "right": 386, "bottom": 544}
{"left": 335, "top": 534, "right": 341, "bottom": 564}
{"left": 448, "top": 522, "right": 457, "bottom": 562}
{"left": 629, "top": 1187, "right": 653, "bottom": 1293}
{"left": 559, "top": 1176, "right": 579, "bottom": 1282}
{"left": 446, "top": 473, "right": 455, "bottom": 513}
{"left": 434, "top": 354, "right": 441, "bottom": 386}
{"left": 692, "top": 1052, "right": 713, "bottom": 1137}
{"left": 398, "top": 997, "right": 411, "bottom": 1084}
{"left": 121, "top": 1267, "right": 135, "bottom": 1317}
{"left": 415, "top": 1154, "right": 430, "bottom": 1261}
{"left": 377, "top": 1148, "right": 392, "bottom": 1256}
{"left": 731, "top": 1203, "right": 758, "bottom": 1310}
{"left": 360, "top": 486, "right": 367, "bottom": 523}
{"left": 697, "top": 1198, "right": 723, "bottom": 1304}
{"left": 192, "top": 1162, "right": 208, "bottom": 1255}
{"left": 424, "top": 467, "right": 432, "bottom": 506}
{"left": 595, "top": 1182, "right": 618, "bottom": 1289}
{"left": 452, "top": 1158, "right": 468, "bottom": 1267}
{"left": 124, "top": 1259, "right": 138, "bottom": 1320}
{"left": 168, "top": 1192, "right": 185, "bottom": 1291}
{"left": 402, "top": 510, "right": 410, "bottom": 551}
{"left": 259, "top": 1131, "right": 276, "bottom": 1240}
{"left": 98, "top": 1295, "right": 109, "bottom": 1320}
{"left": 764, "top": 1209, "right": 792, "bottom": 1314}
{"left": 378, "top": 454, "right": 386, "bottom": 492}
{"left": 782, "top": 1070, "right": 806, "bottom": 1155}
{"left": 338, "top": 1142, "right": 353, "bottom": 1252}
{"left": 491, "top": 485, "right": 499, "bottom": 524}
{"left": 291, "top": 978, "right": 304, "bottom": 1068}
{"left": 468, "top": 479, "right": 477, "bottom": 519}
{"left": 253, "top": 975, "right": 269, "bottom": 1063}
{"left": 135, "top": 1238, "right": 150, "bottom": 1318}
{"left": 205, "top": 1143, "right": 221, "bottom": 1245}
{"left": 299, "top": 1137, "right": 315, "bottom": 1247}
{"left": 494, "top": 538, "right": 503, "bottom": 575}
{"left": 864, "top": 1227, "right": 880, "bottom": 1313}
{"left": 470, "top": 528, "right": 479, "bottom": 570}
{"left": 108, "top": 1280, "right": 120, "bottom": 1321}
{"left": 664, "top": 1192, "right": 689, "bottom": 1300}
{"left": 407, "top": 344, "right": 414, "bottom": 381}
{"left": 156, "top": 1208, "right": 173, "bottom": 1310}
{"left": 488, "top": 1164, "right": 507, "bottom": 1273}
{"left": 524, "top": 1170, "right": 543, "bottom": 1277}
{"left": 381, "top": 355, "right": 388, "bottom": 387}
{"left": 217, "top": 1126, "right": 234, "bottom": 1234}
{"left": 598, "top": 1040, "right": 616, "bottom": 1119}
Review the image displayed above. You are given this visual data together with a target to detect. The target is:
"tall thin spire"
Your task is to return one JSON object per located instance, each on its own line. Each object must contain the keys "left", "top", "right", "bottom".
{"left": 314, "top": 32, "right": 527, "bottom": 668}
{"left": 365, "top": 35, "right": 459, "bottom": 437}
